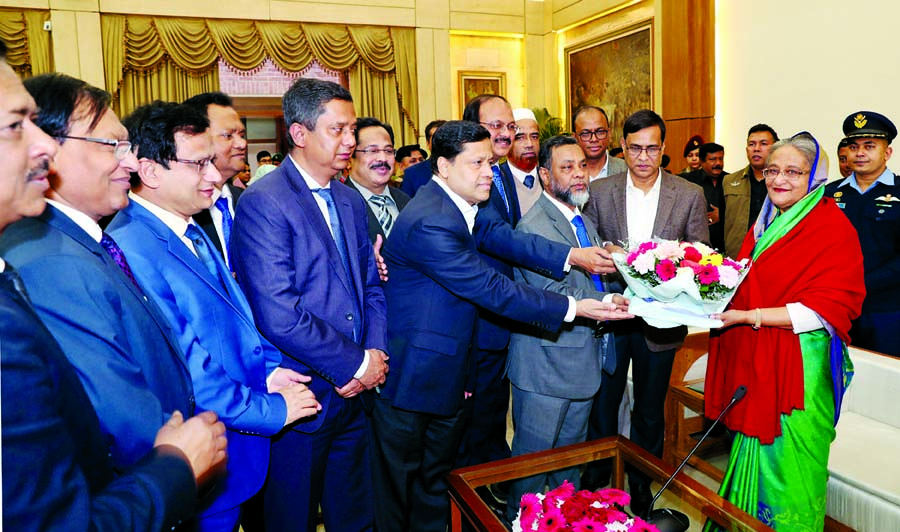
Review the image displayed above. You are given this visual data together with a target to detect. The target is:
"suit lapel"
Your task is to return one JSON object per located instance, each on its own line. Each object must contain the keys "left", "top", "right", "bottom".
{"left": 652, "top": 172, "right": 676, "bottom": 237}
{"left": 538, "top": 196, "right": 580, "bottom": 248}
{"left": 612, "top": 176, "right": 629, "bottom": 242}
{"left": 44, "top": 205, "right": 190, "bottom": 372}
{"left": 498, "top": 162, "right": 522, "bottom": 226}
{"left": 333, "top": 184, "right": 364, "bottom": 309}
{"left": 284, "top": 163, "right": 357, "bottom": 301}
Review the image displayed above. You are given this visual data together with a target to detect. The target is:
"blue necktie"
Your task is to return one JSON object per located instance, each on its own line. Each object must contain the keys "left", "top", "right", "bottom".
{"left": 1, "top": 265, "right": 30, "bottom": 303}
{"left": 523, "top": 174, "right": 535, "bottom": 189}
{"left": 571, "top": 215, "right": 617, "bottom": 373}
{"left": 571, "top": 215, "right": 605, "bottom": 291}
{"left": 313, "top": 188, "right": 361, "bottom": 341}
{"left": 214, "top": 196, "right": 234, "bottom": 271}
{"left": 491, "top": 165, "right": 511, "bottom": 215}
{"left": 185, "top": 224, "right": 226, "bottom": 291}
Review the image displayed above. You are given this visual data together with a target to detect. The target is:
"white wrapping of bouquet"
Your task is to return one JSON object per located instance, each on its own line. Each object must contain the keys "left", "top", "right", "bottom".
{"left": 612, "top": 253, "right": 748, "bottom": 329}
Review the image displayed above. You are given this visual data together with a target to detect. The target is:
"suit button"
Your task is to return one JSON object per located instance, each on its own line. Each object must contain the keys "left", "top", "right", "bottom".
{"left": 254, "top": 346, "right": 261, "bottom": 355}
{"left": 345, "top": 313, "right": 354, "bottom": 321}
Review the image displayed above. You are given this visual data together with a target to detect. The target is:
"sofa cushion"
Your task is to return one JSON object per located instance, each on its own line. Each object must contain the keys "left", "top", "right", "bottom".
{"left": 842, "top": 348, "right": 900, "bottom": 428}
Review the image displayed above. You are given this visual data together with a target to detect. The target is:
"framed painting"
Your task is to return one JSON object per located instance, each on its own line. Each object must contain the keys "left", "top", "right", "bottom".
{"left": 458, "top": 71, "right": 506, "bottom": 112}
{"left": 566, "top": 23, "right": 653, "bottom": 149}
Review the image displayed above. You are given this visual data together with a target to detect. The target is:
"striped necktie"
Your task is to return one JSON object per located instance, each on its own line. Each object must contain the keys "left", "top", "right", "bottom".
{"left": 368, "top": 193, "right": 395, "bottom": 236}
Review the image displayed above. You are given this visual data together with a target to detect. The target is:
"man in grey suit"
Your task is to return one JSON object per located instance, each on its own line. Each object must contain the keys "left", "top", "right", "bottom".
{"left": 573, "top": 105, "right": 627, "bottom": 183}
{"left": 505, "top": 135, "right": 628, "bottom": 521}
{"left": 582, "top": 109, "right": 708, "bottom": 515}
{"left": 344, "top": 117, "right": 411, "bottom": 245}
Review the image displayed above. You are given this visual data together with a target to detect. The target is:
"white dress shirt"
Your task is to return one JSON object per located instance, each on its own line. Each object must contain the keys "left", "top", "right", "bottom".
{"left": 624, "top": 170, "right": 662, "bottom": 245}
{"left": 46, "top": 199, "right": 103, "bottom": 243}
{"left": 128, "top": 193, "right": 196, "bottom": 256}
{"left": 589, "top": 155, "right": 611, "bottom": 182}
{"left": 208, "top": 184, "right": 236, "bottom": 268}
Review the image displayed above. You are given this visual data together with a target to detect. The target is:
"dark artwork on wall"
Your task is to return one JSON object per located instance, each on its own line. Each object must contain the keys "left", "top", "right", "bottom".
{"left": 567, "top": 25, "right": 652, "bottom": 149}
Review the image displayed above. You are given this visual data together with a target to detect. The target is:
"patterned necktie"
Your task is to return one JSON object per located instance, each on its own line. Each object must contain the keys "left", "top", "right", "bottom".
{"left": 523, "top": 174, "right": 535, "bottom": 189}
{"left": 185, "top": 224, "right": 226, "bottom": 290}
{"left": 313, "top": 188, "right": 361, "bottom": 342}
{"left": 491, "top": 165, "right": 511, "bottom": 215}
{"left": 368, "top": 193, "right": 395, "bottom": 236}
{"left": 1, "top": 264, "right": 30, "bottom": 303}
{"left": 214, "top": 195, "right": 234, "bottom": 271}
{"left": 99, "top": 232, "right": 143, "bottom": 293}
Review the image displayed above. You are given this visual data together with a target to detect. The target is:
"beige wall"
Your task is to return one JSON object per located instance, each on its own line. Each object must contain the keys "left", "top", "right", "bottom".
{"left": 716, "top": 0, "right": 900, "bottom": 180}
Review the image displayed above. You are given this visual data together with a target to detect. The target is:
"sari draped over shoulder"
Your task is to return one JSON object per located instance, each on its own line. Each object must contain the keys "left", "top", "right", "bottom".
{"left": 703, "top": 132, "right": 865, "bottom": 531}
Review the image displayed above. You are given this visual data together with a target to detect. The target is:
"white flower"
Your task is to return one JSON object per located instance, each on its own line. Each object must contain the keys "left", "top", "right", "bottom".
{"left": 653, "top": 240, "right": 684, "bottom": 261}
{"left": 675, "top": 267, "right": 695, "bottom": 279}
{"left": 718, "top": 264, "right": 740, "bottom": 288}
{"left": 692, "top": 241, "right": 716, "bottom": 255}
{"left": 631, "top": 250, "right": 656, "bottom": 274}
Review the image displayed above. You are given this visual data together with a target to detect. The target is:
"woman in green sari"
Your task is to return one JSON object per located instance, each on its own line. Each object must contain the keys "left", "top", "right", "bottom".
{"left": 704, "top": 132, "right": 866, "bottom": 530}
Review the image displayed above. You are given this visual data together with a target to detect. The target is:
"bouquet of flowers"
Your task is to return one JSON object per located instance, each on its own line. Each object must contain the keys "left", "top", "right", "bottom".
{"left": 513, "top": 481, "right": 659, "bottom": 532}
{"left": 611, "top": 240, "right": 750, "bottom": 328}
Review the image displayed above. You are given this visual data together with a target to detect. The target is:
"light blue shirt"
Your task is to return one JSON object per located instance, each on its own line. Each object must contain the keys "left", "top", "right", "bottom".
{"left": 835, "top": 168, "right": 895, "bottom": 194}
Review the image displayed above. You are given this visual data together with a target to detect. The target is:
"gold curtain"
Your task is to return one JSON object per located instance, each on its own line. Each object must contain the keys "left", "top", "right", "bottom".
{"left": 0, "top": 9, "right": 52, "bottom": 76}
{"left": 100, "top": 15, "right": 418, "bottom": 142}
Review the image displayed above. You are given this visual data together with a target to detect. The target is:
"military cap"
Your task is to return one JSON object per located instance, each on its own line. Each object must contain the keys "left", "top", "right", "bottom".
{"left": 683, "top": 135, "right": 704, "bottom": 157}
{"left": 842, "top": 111, "right": 897, "bottom": 143}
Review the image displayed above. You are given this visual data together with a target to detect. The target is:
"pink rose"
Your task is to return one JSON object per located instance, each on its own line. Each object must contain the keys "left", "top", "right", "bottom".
{"left": 655, "top": 259, "right": 677, "bottom": 282}
{"left": 683, "top": 246, "right": 702, "bottom": 262}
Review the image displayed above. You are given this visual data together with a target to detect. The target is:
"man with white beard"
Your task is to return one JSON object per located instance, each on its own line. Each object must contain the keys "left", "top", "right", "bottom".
{"left": 504, "top": 135, "right": 626, "bottom": 522}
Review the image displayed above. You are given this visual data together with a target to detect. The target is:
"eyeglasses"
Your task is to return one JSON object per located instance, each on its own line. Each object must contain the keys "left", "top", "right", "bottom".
{"left": 355, "top": 148, "right": 396, "bottom": 157}
{"left": 172, "top": 157, "right": 217, "bottom": 172}
{"left": 762, "top": 168, "right": 807, "bottom": 180}
{"left": 479, "top": 121, "right": 518, "bottom": 133}
{"left": 578, "top": 129, "right": 609, "bottom": 141}
{"left": 57, "top": 135, "right": 133, "bottom": 160}
{"left": 625, "top": 144, "right": 661, "bottom": 158}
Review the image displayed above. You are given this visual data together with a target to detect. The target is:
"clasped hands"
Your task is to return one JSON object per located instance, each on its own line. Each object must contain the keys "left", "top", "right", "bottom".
{"left": 335, "top": 348, "right": 389, "bottom": 398}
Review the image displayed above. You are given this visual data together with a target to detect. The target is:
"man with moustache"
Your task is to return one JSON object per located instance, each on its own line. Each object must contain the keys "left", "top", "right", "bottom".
{"left": 183, "top": 92, "right": 248, "bottom": 268}
{"left": 722, "top": 124, "right": 779, "bottom": 258}
{"left": 107, "top": 101, "right": 321, "bottom": 531}
{"left": 372, "top": 121, "right": 632, "bottom": 532}
{"left": 501, "top": 107, "right": 542, "bottom": 216}
{"left": 684, "top": 142, "right": 727, "bottom": 251}
{"left": 344, "top": 117, "right": 411, "bottom": 243}
{"left": 505, "top": 135, "right": 624, "bottom": 522}
{"left": 232, "top": 78, "right": 388, "bottom": 532}
{"left": 826, "top": 111, "right": 900, "bottom": 357}
{"left": 583, "top": 109, "right": 708, "bottom": 514}
{"left": 573, "top": 105, "right": 626, "bottom": 183}
{"left": 0, "top": 73, "right": 196, "bottom": 471}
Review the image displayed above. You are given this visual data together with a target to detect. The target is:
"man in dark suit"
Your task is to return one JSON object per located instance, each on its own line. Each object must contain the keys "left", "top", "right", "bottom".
{"left": 0, "top": 45, "right": 227, "bottom": 532}
{"left": 107, "top": 100, "right": 321, "bottom": 531}
{"left": 232, "top": 78, "right": 388, "bottom": 532}
{"left": 505, "top": 135, "right": 625, "bottom": 521}
{"left": 399, "top": 118, "right": 446, "bottom": 198}
{"left": 0, "top": 73, "right": 196, "bottom": 470}
{"left": 682, "top": 142, "right": 727, "bottom": 252}
{"left": 583, "top": 109, "right": 709, "bottom": 514}
{"left": 344, "top": 117, "right": 411, "bottom": 244}
{"left": 183, "top": 92, "right": 248, "bottom": 268}
{"left": 372, "top": 121, "right": 633, "bottom": 532}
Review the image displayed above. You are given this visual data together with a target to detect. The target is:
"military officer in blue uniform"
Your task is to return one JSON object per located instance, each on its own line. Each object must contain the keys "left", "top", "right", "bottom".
{"left": 825, "top": 111, "right": 900, "bottom": 357}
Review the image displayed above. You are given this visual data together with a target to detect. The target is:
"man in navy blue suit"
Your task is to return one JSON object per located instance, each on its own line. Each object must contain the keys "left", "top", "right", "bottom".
{"left": 0, "top": 42, "right": 227, "bottom": 532}
{"left": 232, "top": 78, "right": 388, "bottom": 532}
{"left": 0, "top": 73, "right": 196, "bottom": 471}
{"left": 371, "top": 121, "right": 633, "bottom": 531}
{"left": 107, "top": 100, "right": 321, "bottom": 531}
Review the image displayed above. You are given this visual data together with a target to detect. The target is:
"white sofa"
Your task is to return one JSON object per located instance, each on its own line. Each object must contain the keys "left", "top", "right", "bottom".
{"left": 826, "top": 347, "right": 900, "bottom": 531}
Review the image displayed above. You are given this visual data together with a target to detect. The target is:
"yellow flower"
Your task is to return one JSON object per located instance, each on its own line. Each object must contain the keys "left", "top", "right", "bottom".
{"left": 699, "top": 253, "right": 723, "bottom": 266}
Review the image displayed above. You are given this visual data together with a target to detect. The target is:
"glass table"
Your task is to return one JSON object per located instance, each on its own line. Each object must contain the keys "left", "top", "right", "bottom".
{"left": 447, "top": 435, "right": 773, "bottom": 532}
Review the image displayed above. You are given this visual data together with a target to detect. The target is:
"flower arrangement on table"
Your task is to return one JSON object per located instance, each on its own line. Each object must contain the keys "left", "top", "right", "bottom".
{"left": 611, "top": 240, "right": 750, "bottom": 328}
{"left": 513, "top": 481, "right": 659, "bottom": 532}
